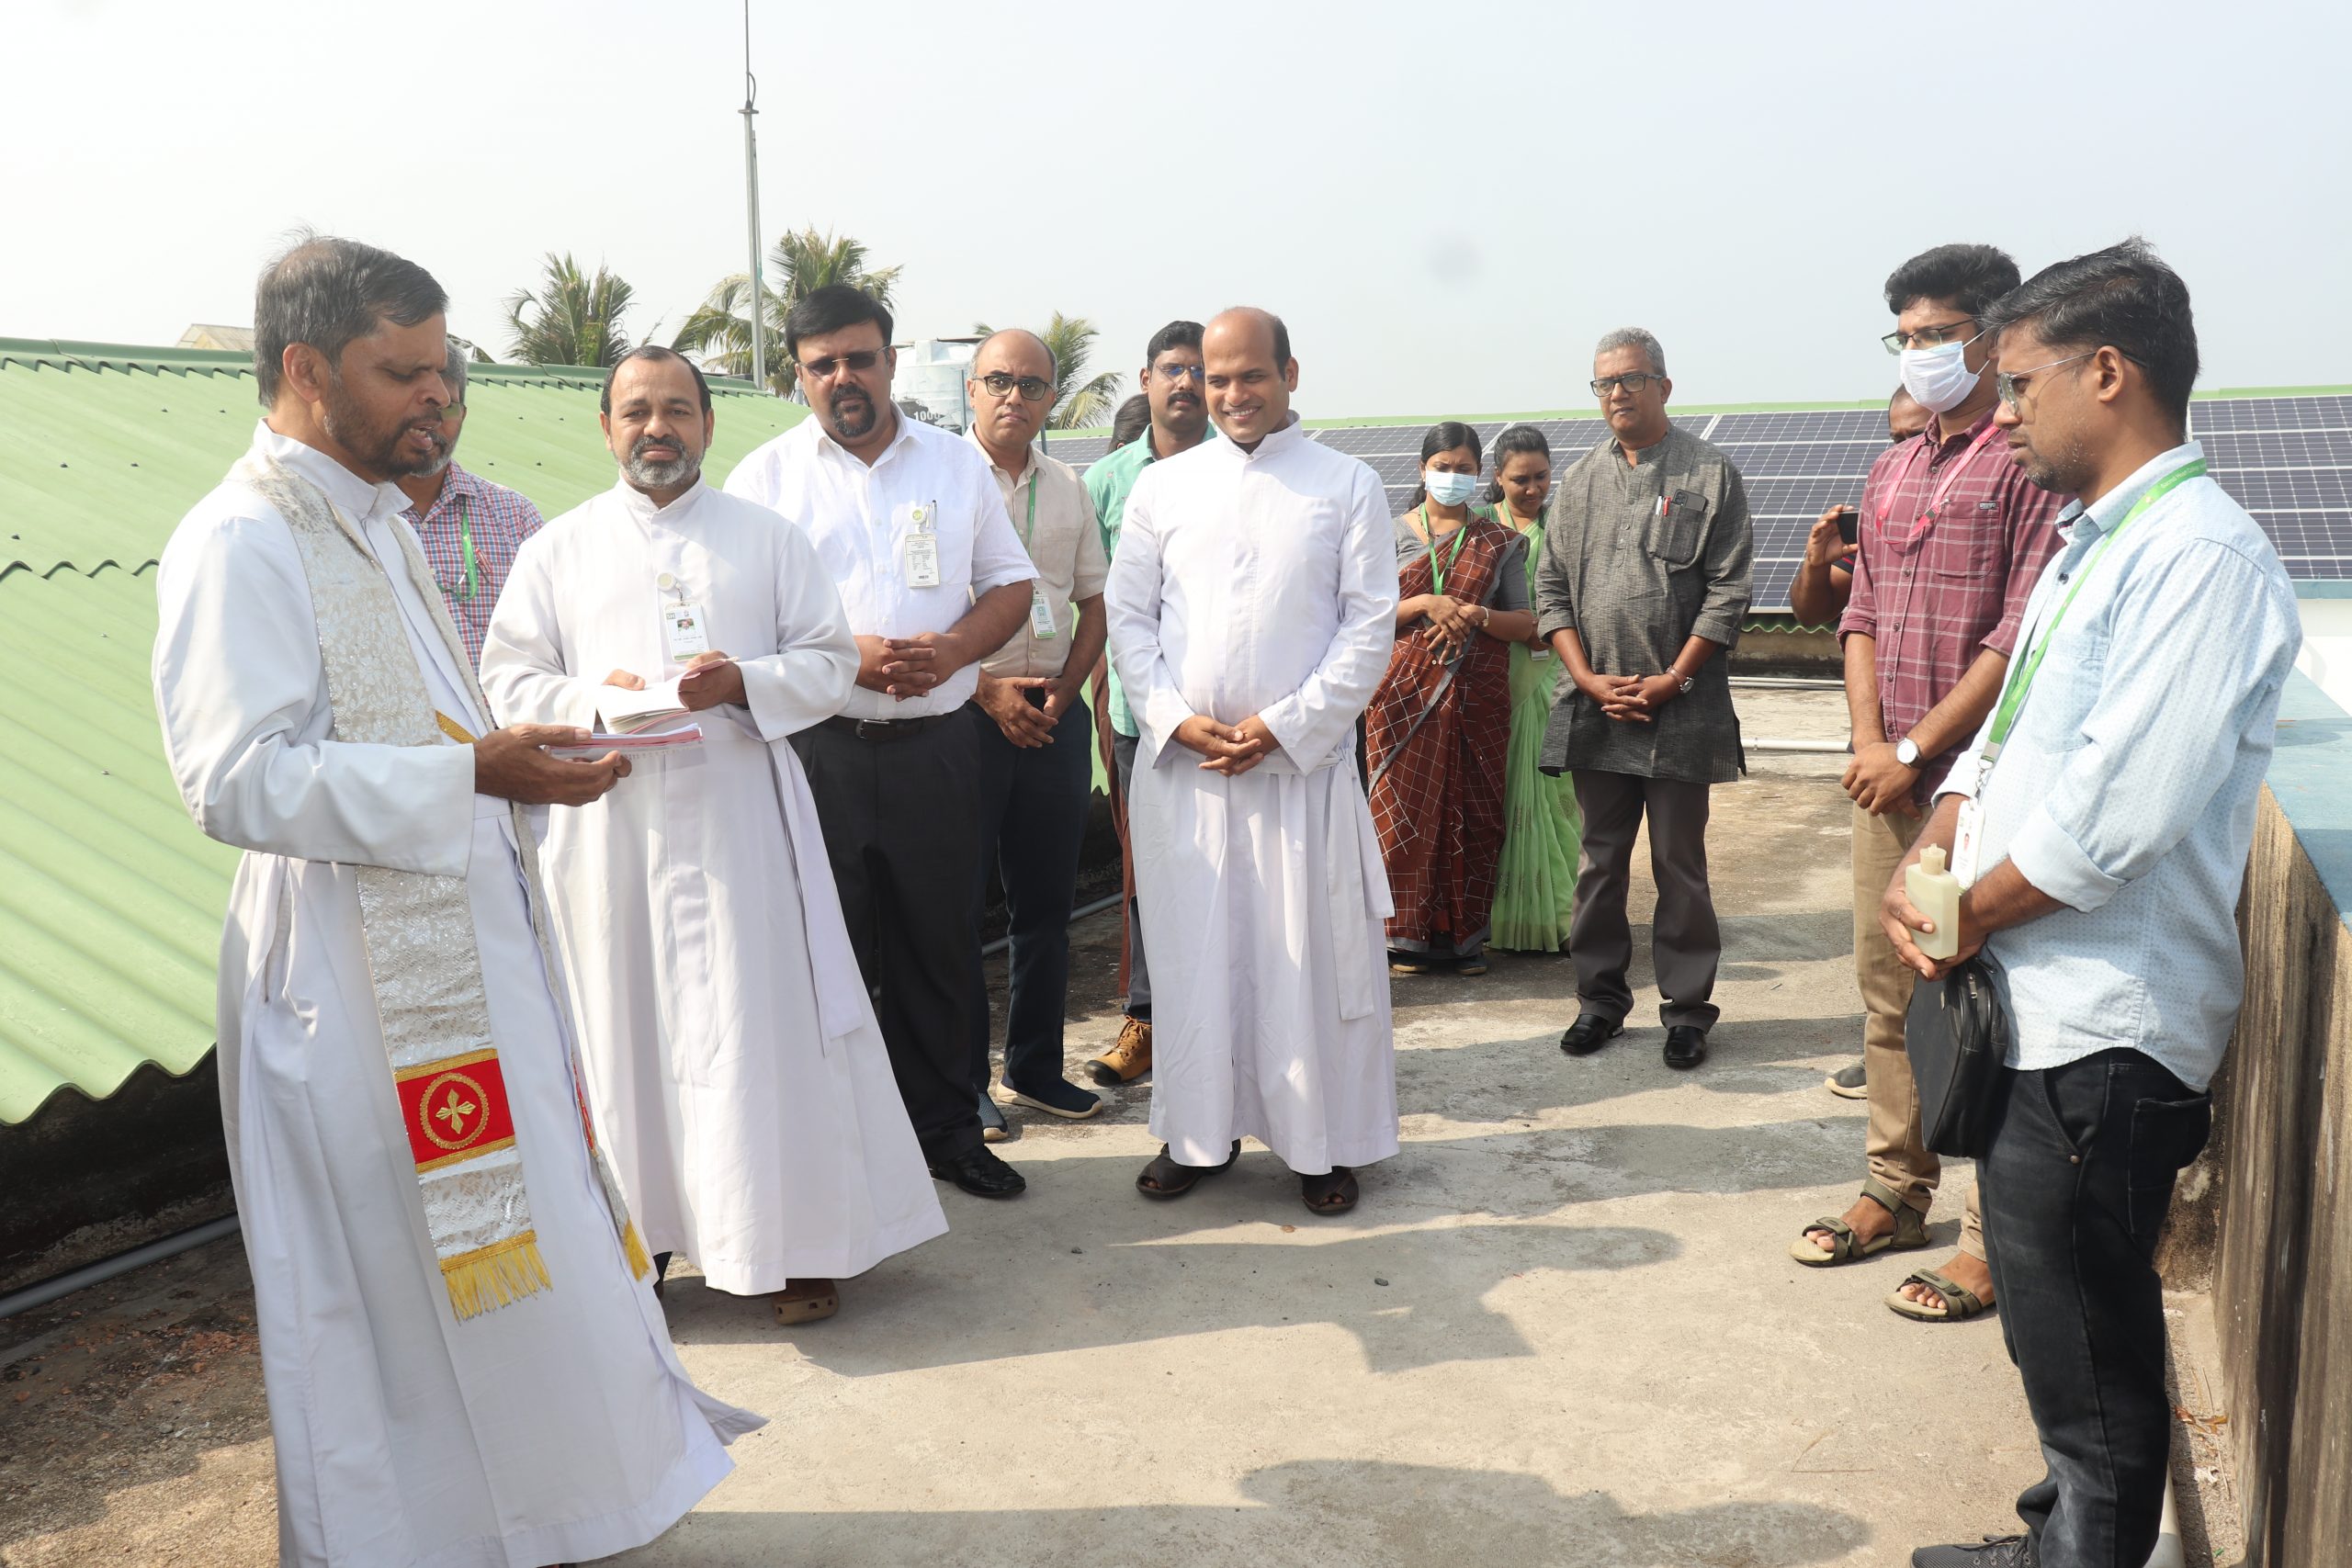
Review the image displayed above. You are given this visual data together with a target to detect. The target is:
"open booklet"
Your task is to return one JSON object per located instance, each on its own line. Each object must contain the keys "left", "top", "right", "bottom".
{"left": 544, "top": 725, "right": 704, "bottom": 760}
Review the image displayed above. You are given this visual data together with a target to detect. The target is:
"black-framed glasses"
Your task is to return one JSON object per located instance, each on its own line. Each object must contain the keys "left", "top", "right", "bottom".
{"left": 1996, "top": 352, "right": 2095, "bottom": 411}
{"left": 977, "top": 371, "right": 1054, "bottom": 403}
{"left": 1882, "top": 318, "right": 1978, "bottom": 355}
{"left": 800, "top": 349, "right": 885, "bottom": 379}
{"left": 1590, "top": 372, "right": 1664, "bottom": 396}
{"left": 1152, "top": 363, "right": 1205, "bottom": 385}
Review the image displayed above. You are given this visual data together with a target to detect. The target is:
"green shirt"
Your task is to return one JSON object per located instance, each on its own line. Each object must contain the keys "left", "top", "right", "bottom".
{"left": 1084, "top": 428, "right": 1176, "bottom": 736}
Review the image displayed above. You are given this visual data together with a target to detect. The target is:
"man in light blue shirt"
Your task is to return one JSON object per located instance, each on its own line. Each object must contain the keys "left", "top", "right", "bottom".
{"left": 1882, "top": 240, "right": 2299, "bottom": 1568}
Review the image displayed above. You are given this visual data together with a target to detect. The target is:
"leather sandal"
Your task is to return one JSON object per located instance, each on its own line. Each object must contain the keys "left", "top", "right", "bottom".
{"left": 1790, "top": 1179, "right": 1929, "bottom": 1266}
{"left": 1136, "top": 1141, "right": 1241, "bottom": 1200}
{"left": 1886, "top": 1267, "right": 1994, "bottom": 1322}
{"left": 775, "top": 1278, "right": 840, "bottom": 1325}
{"left": 1300, "top": 1167, "right": 1358, "bottom": 1215}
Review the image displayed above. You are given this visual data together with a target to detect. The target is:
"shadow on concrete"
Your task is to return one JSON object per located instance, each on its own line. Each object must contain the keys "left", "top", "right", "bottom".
{"left": 620, "top": 1458, "right": 1874, "bottom": 1567}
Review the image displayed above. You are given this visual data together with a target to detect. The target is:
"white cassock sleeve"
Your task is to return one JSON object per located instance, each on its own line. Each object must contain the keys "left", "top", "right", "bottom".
{"left": 153, "top": 509, "right": 476, "bottom": 874}
{"left": 1102, "top": 464, "right": 1198, "bottom": 756}
{"left": 478, "top": 533, "right": 607, "bottom": 732}
{"left": 737, "top": 521, "right": 860, "bottom": 740}
{"left": 1254, "top": 466, "right": 1398, "bottom": 770}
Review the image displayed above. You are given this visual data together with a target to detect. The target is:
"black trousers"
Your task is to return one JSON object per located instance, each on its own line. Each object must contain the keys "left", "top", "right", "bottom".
{"left": 790, "top": 713, "right": 986, "bottom": 1165}
{"left": 967, "top": 692, "right": 1093, "bottom": 1091}
{"left": 1110, "top": 728, "right": 1151, "bottom": 1019}
{"left": 1980, "top": 1047, "right": 2211, "bottom": 1568}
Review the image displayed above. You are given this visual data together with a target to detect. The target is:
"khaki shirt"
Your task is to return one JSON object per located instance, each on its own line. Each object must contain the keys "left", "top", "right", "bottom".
{"left": 971, "top": 434, "right": 1110, "bottom": 679}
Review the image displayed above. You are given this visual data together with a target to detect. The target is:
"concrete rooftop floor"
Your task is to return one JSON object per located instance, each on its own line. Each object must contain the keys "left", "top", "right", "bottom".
{"left": 5, "top": 693, "right": 2085, "bottom": 1567}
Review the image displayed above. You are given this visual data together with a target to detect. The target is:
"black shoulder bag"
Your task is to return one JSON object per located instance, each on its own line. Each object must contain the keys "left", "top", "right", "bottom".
{"left": 1904, "top": 953, "right": 2008, "bottom": 1159}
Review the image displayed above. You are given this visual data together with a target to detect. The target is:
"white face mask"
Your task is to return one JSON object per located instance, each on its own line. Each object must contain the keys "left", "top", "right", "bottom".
{"left": 1424, "top": 469, "right": 1479, "bottom": 506}
{"left": 1898, "top": 333, "right": 1985, "bottom": 414}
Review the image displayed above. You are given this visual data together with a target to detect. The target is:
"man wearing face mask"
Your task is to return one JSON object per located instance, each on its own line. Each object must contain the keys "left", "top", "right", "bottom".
{"left": 1789, "top": 245, "right": 2064, "bottom": 1332}
{"left": 394, "top": 340, "right": 546, "bottom": 668}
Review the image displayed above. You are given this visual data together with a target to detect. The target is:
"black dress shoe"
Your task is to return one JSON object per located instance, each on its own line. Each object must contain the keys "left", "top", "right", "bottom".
{"left": 1558, "top": 1015, "right": 1623, "bottom": 1055}
{"left": 1911, "top": 1536, "right": 2034, "bottom": 1568}
{"left": 1662, "top": 1025, "right": 1708, "bottom": 1070}
{"left": 929, "top": 1145, "right": 1027, "bottom": 1199}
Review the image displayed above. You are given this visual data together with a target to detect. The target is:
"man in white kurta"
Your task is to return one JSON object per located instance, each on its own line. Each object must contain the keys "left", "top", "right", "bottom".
{"left": 1102, "top": 307, "right": 1401, "bottom": 1215}
{"left": 151, "top": 237, "right": 758, "bottom": 1568}
{"left": 481, "top": 347, "right": 946, "bottom": 1322}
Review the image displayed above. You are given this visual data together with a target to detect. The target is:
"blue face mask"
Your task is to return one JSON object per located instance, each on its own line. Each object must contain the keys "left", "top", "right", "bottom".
{"left": 1424, "top": 470, "right": 1479, "bottom": 507}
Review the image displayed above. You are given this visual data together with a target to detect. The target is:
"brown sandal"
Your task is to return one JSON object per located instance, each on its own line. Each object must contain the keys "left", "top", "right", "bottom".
{"left": 1300, "top": 1167, "right": 1358, "bottom": 1215}
{"left": 775, "top": 1279, "right": 840, "bottom": 1325}
{"left": 1789, "top": 1179, "right": 1928, "bottom": 1266}
{"left": 1136, "top": 1141, "right": 1241, "bottom": 1199}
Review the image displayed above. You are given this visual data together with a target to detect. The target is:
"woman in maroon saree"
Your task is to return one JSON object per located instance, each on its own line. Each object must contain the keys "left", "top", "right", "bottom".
{"left": 1365, "top": 423, "right": 1537, "bottom": 976}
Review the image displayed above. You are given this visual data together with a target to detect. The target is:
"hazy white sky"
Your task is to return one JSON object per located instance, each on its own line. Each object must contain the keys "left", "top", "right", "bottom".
{"left": 11, "top": 0, "right": 2349, "bottom": 420}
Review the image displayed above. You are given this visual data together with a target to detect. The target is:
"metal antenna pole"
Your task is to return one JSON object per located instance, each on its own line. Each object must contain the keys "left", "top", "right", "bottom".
{"left": 741, "top": 0, "right": 767, "bottom": 393}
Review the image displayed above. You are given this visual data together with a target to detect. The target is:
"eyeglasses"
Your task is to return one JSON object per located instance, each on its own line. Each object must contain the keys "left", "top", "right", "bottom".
{"left": 1590, "top": 373, "right": 1664, "bottom": 396}
{"left": 1881, "top": 318, "right": 1980, "bottom": 355}
{"left": 1996, "top": 352, "right": 2095, "bottom": 412}
{"left": 800, "top": 349, "right": 885, "bottom": 379}
{"left": 976, "top": 371, "right": 1054, "bottom": 403}
{"left": 1152, "top": 363, "right": 1205, "bottom": 385}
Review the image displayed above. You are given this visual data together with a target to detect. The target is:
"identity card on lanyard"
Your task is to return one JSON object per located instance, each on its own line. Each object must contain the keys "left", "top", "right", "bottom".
{"left": 1951, "top": 457, "right": 2206, "bottom": 886}
{"left": 657, "top": 571, "right": 711, "bottom": 663}
{"left": 903, "top": 500, "right": 943, "bottom": 589}
{"left": 1018, "top": 475, "right": 1057, "bottom": 638}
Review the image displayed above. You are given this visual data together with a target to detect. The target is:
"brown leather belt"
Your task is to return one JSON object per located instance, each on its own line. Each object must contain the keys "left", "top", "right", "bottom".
{"left": 820, "top": 712, "right": 961, "bottom": 742}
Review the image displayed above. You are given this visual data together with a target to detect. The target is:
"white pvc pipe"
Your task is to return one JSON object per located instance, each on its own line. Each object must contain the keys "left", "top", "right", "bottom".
{"left": 2143, "top": 1472, "right": 2186, "bottom": 1568}
{"left": 1746, "top": 738, "right": 1849, "bottom": 754}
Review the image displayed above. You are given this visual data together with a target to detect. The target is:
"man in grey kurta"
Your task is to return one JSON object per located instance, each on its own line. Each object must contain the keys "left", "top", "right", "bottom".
{"left": 1534, "top": 328, "right": 1752, "bottom": 1069}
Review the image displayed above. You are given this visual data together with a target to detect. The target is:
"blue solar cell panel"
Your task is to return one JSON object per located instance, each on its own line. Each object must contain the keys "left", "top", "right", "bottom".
{"left": 2189, "top": 396, "right": 2352, "bottom": 434}
{"left": 1711, "top": 409, "right": 1889, "bottom": 444}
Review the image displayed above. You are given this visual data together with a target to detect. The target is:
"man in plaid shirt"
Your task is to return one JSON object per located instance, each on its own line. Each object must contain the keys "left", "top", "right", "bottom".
{"left": 394, "top": 341, "right": 546, "bottom": 666}
{"left": 1790, "top": 245, "right": 2064, "bottom": 1327}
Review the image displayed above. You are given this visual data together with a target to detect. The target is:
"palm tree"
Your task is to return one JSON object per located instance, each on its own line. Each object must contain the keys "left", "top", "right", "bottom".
{"left": 672, "top": 227, "right": 902, "bottom": 396}
{"left": 974, "top": 314, "right": 1123, "bottom": 430}
{"left": 503, "top": 253, "right": 633, "bottom": 367}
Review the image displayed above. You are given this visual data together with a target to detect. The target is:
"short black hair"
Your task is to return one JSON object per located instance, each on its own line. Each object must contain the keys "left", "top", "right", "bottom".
{"left": 601, "top": 344, "right": 712, "bottom": 416}
{"left": 1883, "top": 243, "right": 2021, "bottom": 321}
{"left": 785, "top": 284, "right": 893, "bottom": 361}
{"left": 1269, "top": 313, "right": 1291, "bottom": 367}
{"left": 1981, "top": 237, "right": 2199, "bottom": 427}
{"left": 1484, "top": 423, "right": 1553, "bottom": 504}
{"left": 1145, "top": 320, "right": 1204, "bottom": 364}
{"left": 253, "top": 232, "right": 447, "bottom": 407}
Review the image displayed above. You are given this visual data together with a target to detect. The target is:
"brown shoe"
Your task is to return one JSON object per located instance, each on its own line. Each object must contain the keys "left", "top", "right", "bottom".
{"left": 1089, "top": 1016, "right": 1153, "bottom": 1085}
{"left": 775, "top": 1279, "right": 840, "bottom": 1325}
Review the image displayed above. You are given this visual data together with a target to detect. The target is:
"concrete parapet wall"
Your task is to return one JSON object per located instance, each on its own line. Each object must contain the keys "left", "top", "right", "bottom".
{"left": 2207, "top": 671, "right": 2352, "bottom": 1564}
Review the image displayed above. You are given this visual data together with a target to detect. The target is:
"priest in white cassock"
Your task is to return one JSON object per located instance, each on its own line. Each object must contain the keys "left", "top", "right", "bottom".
{"left": 1102, "top": 307, "right": 1401, "bottom": 1216}
{"left": 480, "top": 346, "right": 946, "bottom": 1326}
{"left": 151, "top": 236, "right": 760, "bottom": 1568}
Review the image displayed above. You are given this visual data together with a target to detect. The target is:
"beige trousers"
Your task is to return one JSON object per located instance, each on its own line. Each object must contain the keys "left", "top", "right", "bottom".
{"left": 1852, "top": 802, "right": 1984, "bottom": 1258}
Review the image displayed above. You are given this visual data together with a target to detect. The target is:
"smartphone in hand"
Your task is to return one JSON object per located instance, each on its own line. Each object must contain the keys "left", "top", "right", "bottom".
{"left": 1835, "top": 505, "right": 1860, "bottom": 546}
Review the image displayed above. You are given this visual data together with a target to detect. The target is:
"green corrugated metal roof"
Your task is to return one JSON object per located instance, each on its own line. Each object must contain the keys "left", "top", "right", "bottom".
{"left": 0, "top": 343, "right": 806, "bottom": 1122}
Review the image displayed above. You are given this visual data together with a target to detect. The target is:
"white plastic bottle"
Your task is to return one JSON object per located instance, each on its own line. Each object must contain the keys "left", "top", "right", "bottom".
{"left": 1906, "top": 844, "right": 1962, "bottom": 962}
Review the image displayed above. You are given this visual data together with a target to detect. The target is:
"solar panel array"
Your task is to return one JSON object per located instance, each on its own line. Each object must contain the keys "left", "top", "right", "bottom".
{"left": 1038, "top": 394, "right": 2352, "bottom": 612}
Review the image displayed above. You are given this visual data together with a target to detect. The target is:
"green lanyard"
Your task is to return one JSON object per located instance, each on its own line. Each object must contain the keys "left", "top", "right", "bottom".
{"left": 1984, "top": 459, "right": 2205, "bottom": 758}
{"left": 1419, "top": 505, "right": 1470, "bottom": 597}
{"left": 1019, "top": 466, "right": 1038, "bottom": 550}
{"left": 450, "top": 491, "right": 479, "bottom": 602}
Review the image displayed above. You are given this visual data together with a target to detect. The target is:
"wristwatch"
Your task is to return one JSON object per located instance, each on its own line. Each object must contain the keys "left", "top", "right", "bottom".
{"left": 1669, "top": 664, "right": 1695, "bottom": 694}
{"left": 1894, "top": 735, "right": 1922, "bottom": 768}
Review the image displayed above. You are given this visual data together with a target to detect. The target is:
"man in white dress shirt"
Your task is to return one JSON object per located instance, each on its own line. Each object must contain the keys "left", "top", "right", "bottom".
{"left": 481, "top": 346, "right": 947, "bottom": 1327}
{"left": 962, "top": 328, "right": 1113, "bottom": 1132}
{"left": 151, "top": 235, "right": 758, "bottom": 1568}
{"left": 725, "top": 285, "right": 1037, "bottom": 1201}
{"left": 1103, "top": 307, "right": 1401, "bottom": 1216}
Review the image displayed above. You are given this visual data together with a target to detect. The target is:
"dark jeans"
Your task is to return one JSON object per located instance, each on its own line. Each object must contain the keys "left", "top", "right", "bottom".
{"left": 1980, "top": 1047, "right": 2212, "bottom": 1568}
{"left": 1567, "top": 770, "right": 1720, "bottom": 1030}
{"left": 967, "top": 691, "right": 1093, "bottom": 1091}
{"left": 1111, "top": 728, "right": 1151, "bottom": 1020}
{"left": 789, "top": 712, "right": 986, "bottom": 1165}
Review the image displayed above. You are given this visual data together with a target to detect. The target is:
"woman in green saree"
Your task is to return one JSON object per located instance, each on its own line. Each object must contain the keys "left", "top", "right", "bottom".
{"left": 1486, "top": 424, "right": 1580, "bottom": 952}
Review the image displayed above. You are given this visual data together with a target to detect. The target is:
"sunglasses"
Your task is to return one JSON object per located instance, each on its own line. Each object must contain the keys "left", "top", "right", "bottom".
{"left": 800, "top": 348, "right": 886, "bottom": 379}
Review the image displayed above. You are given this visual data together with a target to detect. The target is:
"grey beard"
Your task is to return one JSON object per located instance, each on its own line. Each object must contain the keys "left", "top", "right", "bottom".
{"left": 624, "top": 448, "right": 701, "bottom": 490}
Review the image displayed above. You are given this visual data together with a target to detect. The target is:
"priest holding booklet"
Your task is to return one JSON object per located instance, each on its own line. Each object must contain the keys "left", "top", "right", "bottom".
{"left": 481, "top": 345, "right": 946, "bottom": 1325}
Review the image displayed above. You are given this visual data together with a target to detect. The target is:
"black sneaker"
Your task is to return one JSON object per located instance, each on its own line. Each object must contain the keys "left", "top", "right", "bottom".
{"left": 1911, "top": 1536, "right": 2034, "bottom": 1568}
{"left": 1003, "top": 1076, "right": 1102, "bottom": 1121}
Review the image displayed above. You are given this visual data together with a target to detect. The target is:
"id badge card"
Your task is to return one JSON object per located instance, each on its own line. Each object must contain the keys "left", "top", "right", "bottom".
{"left": 903, "top": 531, "right": 942, "bottom": 589}
{"left": 1951, "top": 798, "right": 1984, "bottom": 888}
{"left": 662, "top": 600, "right": 711, "bottom": 662}
{"left": 1029, "top": 583, "right": 1057, "bottom": 638}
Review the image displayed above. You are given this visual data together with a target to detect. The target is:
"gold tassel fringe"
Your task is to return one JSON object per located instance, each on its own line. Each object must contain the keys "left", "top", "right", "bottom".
{"left": 441, "top": 1232, "right": 552, "bottom": 1320}
{"left": 621, "top": 1220, "right": 652, "bottom": 1280}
